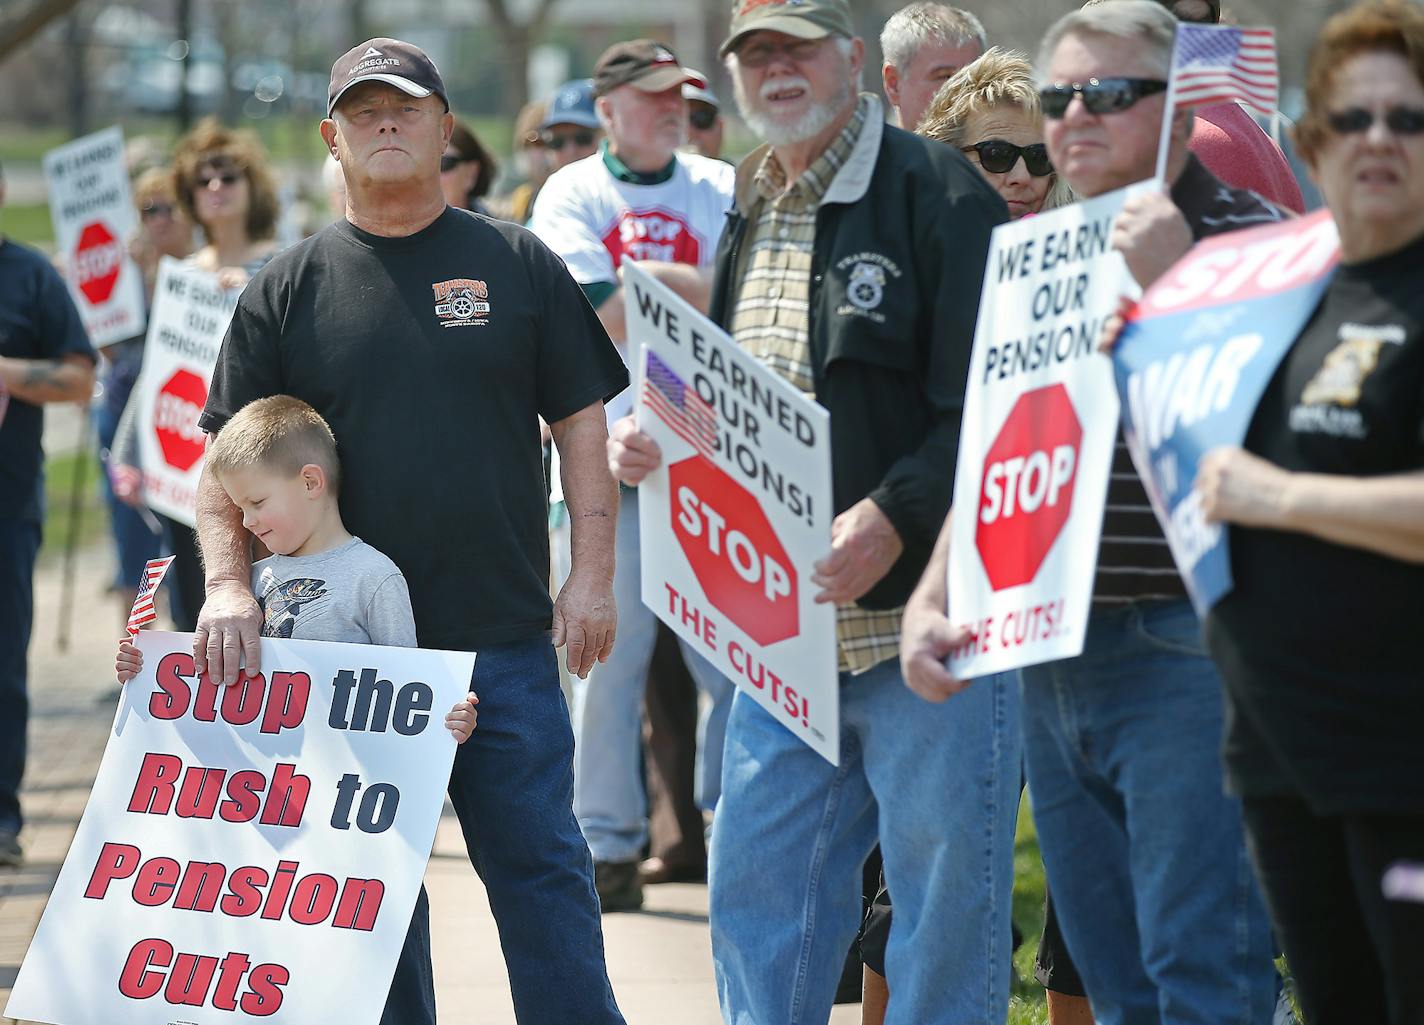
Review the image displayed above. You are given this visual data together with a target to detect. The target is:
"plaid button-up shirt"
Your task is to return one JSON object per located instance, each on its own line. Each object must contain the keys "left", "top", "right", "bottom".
{"left": 727, "top": 96, "right": 904, "bottom": 675}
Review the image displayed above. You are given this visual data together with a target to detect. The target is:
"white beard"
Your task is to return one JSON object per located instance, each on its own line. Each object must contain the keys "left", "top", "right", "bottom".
{"left": 734, "top": 73, "right": 856, "bottom": 147}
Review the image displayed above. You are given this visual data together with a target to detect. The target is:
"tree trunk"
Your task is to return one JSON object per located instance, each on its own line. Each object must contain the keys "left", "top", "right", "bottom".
{"left": 0, "top": 0, "right": 85, "bottom": 65}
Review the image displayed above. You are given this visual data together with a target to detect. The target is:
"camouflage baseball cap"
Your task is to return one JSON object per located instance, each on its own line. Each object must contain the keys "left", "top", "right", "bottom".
{"left": 718, "top": 0, "right": 856, "bottom": 59}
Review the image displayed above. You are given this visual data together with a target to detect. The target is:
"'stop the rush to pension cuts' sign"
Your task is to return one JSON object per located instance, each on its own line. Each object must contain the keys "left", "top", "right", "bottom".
{"left": 43, "top": 125, "right": 146, "bottom": 348}
{"left": 133, "top": 258, "right": 240, "bottom": 526}
{"left": 624, "top": 263, "right": 838, "bottom": 764}
{"left": 947, "top": 185, "right": 1144, "bottom": 678}
{"left": 5, "top": 631, "right": 475, "bottom": 1025}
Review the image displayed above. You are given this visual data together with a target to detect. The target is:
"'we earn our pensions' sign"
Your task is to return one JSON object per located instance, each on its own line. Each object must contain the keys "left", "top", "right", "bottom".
{"left": 625, "top": 264, "right": 838, "bottom": 764}
{"left": 6, "top": 632, "right": 474, "bottom": 1025}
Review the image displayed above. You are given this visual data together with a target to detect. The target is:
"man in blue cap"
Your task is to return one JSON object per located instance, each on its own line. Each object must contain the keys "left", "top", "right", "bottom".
{"left": 540, "top": 78, "right": 603, "bottom": 173}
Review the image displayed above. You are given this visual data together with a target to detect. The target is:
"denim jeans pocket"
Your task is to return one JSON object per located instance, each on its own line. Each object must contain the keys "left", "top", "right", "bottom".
{"left": 1132, "top": 601, "right": 1208, "bottom": 658}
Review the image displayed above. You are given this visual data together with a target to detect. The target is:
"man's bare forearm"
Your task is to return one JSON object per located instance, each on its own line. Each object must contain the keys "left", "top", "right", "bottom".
{"left": 552, "top": 403, "right": 619, "bottom": 583}
{"left": 908, "top": 510, "right": 953, "bottom": 612}
{"left": 0, "top": 355, "right": 94, "bottom": 405}
{"left": 195, "top": 461, "right": 252, "bottom": 593}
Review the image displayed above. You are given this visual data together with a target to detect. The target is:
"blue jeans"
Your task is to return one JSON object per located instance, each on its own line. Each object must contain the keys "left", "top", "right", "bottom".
{"left": 0, "top": 517, "right": 40, "bottom": 835}
{"left": 1019, "top": 600, "right": 1277, "bottom": 1025}
{"left": 573, "top": 489, "right": 735, "bottom": 863}
{"left": 709, "top": 659, "right": 1021, "bottom": 1025}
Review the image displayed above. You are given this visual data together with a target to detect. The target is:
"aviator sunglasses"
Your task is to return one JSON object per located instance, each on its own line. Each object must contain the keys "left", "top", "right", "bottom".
{"left": 689, "top": 106, "right": 718, "bottom": 131}
{"left": 197, "top": 171, "right": 241, "bottom": 189}
{"left": 963, "top": 140, "right": 1054, "bottom": 177}
{"left": 1326, "top": 105, "right": 1424, "bottom": 136}
{"left": 440, "top": 154, "right": 472, "bottom": 172}
{"left": 539, "top": 129, "right": 597, "bottom": 151}
{"left": 1040, "top": 77, "right": 1168, "bottom": 119}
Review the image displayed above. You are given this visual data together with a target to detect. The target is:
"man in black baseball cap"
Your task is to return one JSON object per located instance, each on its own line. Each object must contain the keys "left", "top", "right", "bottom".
{"left": 327, "top": 37, "right": 449, "bottom": 115}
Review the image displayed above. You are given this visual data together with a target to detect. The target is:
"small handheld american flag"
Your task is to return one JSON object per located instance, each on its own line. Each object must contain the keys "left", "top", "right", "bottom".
{"left": 642, "top": 350, "right": 719, "bottom": 461}
{"left": 126, "top": 556, "right": 175, "bottom": 638}
{"left": 1171, "top": 23, "right": 1279, "bottom": 115}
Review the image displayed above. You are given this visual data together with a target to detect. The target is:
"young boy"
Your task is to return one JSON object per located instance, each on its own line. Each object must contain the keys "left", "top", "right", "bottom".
{"left": 115, "top": 394, "right": 477, "bottom": 742}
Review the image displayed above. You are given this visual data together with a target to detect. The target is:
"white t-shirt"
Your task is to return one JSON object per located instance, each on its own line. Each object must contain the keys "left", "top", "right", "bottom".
{"left": 530, "top": 148, "right": 735, "bottom": 287}
{"left": 533, "top": 148, "right": 734, "bottom": 502}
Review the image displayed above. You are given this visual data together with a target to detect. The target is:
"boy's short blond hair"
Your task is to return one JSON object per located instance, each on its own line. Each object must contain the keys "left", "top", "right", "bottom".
{"left": 207, "top": 396, "right": 341, "bottom": 490}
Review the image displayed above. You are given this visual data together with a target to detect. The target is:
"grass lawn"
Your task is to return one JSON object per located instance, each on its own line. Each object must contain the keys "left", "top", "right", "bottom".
{"left": 1, "top": 201, "right": 57, "bottom": 249}
{"left": 40, "top": 445, "right": 110, "bottom": 565}
{"left": 1009, "top": 792, "right": 1051, "bottom": 1024}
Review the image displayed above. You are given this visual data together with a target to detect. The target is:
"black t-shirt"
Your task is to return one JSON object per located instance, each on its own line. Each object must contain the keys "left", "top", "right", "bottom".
{"left": 1205, "top": 229, "right": 1424, "bottom": 814}
{"left": 0, "top": 238, "right": 97, "bottom": 522}
{"left": 200, "top": 207, "right": 627, "bottom": 650}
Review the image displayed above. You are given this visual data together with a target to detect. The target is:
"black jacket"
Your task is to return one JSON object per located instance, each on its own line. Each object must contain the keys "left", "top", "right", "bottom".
{"left": 709, "top": 103, "right": 1008, "bottom": 608}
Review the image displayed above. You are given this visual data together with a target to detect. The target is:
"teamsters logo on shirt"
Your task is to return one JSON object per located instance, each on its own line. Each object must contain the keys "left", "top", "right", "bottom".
{"left": 432, "top": 278, "right": 492, "bottom": 327}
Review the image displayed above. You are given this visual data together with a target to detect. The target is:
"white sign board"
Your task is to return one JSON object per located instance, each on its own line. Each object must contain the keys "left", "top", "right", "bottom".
{"left": 43, "top": 126, "right": 146, "bottom": 348}
{"left": 947, "top": 186, "right": 1140, "bottom": 677}
{"left": 624, "top": 264, "right": 839, "bottom": 763}
{"left": 133, "top": 259, "right": 238, "bottom": 526}
{"left": 6, "top": 631, "right": 474, "bottom": 1025}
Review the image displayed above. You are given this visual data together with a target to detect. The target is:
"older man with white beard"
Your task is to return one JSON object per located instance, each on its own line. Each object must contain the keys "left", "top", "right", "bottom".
{"left": 605, "top": 2, "right": 1017, "bottom": 1022}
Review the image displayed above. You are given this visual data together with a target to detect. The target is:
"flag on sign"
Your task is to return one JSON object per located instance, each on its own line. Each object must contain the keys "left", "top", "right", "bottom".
{"left": 126, "top": 556, "right": 175, "bottom": 637}
{"left": 642, "top": 350, "right": 718, "bottom": 460}
{"left": 1171, "top": 24, "right": 1279, "bottom": 114}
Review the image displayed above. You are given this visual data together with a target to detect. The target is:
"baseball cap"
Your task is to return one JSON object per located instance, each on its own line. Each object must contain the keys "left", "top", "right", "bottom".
{"left": 592, "top": 40, "right": 706, "bottom": 97}
{"left": 328, "top": 38, "right": 449, "bottom": 116}
{"left": 682, "top": 70, "right": 719, "bottom": 110}
{"left": 719, "top": 0, "right": 855, "bottom": 59}
{"left": 541, "top": 79, "right": 600, "bottom": 130}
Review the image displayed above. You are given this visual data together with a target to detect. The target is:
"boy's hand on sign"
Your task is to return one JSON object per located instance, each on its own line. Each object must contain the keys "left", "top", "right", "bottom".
{"left": 899, "top": 603, "right": 974, "bottom": 703}
{"left": 1196, "top": 446, "right": 1292, "bottom": 529}
{"left": 1097, "top": 294, "right": 1138, "bottom": 354}
{"left": 446, "top": 692, "right": 480, "bottom": 744}
{"left": 194, "top": 581, "right": 263, "bottom": 687}
{"left": 553, "top": 569, "right": 617, "bottom": 679}
{"left": 1112, "top": 191, "right": 1193, "bottom": 290}
{"left": 116, "top": 638, "right": 144, "bottom": 684}
{"left": 607, "top": 415, "right": 662, "bottom": 486}
{"left": 812, "top": 498, "right": 904, "bottom": 604}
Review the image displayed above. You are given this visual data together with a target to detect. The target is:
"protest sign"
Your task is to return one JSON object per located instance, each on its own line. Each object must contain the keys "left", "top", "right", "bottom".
{"left": 624, "top": 263, "right": 838, "bottom": 764}
{"left": 947, "top": 187, "right": 1140, "bottom": 678}
{"left": 1113, "top": 209, "right": 1340, "bottom": 612}
{"left": 6, "top": 631, "right": 474, "bottom": 1025}
{"left": 132, "top": 258, "right": 239, "bottom": 526}
{"left": 43, "top": 126, "right": 146, "bottom": 348}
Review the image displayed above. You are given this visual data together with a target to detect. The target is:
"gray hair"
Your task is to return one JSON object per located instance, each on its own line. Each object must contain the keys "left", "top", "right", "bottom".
{"left": 880, "top": 3, "right": 988, "bottom": 70}
{"left": 1037, "top": 0, "right": 1178, "bottom": 81}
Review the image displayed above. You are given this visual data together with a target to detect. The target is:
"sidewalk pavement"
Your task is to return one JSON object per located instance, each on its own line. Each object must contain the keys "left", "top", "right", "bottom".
{"left": 0, "top": 541, "right": 859, "bottom": 1025}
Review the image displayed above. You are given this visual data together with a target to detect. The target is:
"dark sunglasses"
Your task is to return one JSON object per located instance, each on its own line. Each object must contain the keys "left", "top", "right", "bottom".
{"left": 1039, "top": 77, "right": 1168, "bottom": 119}
{"left": 963, "top": 140, "right": 1054, "bottom": 177}
{"left": 689, "top": 106, "right": 718, "bottom": 131}
{"left": 197, "top": 171, "right": 241, "bottom": 189}
{"left": 540, "top": 130, "right": 596, "bottom": 151}
{"left": 1326, "top": 105, "right": 1424, "bottom": 136}
{"left": 440, "top": 154, "right": 472, "bottom": 172}
{"left": 140, "top": 202, "right": 175, "bottom": 220}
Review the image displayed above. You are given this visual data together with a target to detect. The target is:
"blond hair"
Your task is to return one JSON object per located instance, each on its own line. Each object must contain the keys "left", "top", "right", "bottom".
{"left": 918, "top": 48, "right": 1075, "bottom": 211}
{"left": 207, "top": 396, "right": 340, "bottom": 490}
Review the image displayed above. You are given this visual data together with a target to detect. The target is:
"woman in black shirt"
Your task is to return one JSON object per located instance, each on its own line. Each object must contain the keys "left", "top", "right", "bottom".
{"left": 1198, "top": 3, "right": 1424, "bottom": 1021}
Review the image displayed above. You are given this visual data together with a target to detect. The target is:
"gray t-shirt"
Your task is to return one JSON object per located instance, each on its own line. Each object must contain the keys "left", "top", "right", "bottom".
{"left": 253, "top": 536, "right": 416, "bottom": 647}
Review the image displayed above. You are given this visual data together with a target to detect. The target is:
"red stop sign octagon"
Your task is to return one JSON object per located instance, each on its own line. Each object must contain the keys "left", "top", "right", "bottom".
{"left": 73, "top": 221, "right": 124, "bottom": 306}
{"left": 154, "top": 369, "right": 208, "bottom": 472}
{"left": 669, "top": 457, "right": 798, "bottom": 646}
{"left": 975, "top": 384, "right": 1082, "bottom": 591}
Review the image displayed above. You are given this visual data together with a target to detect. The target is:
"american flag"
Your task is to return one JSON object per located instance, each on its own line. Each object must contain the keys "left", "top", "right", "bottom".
{"left": 1172, "top": 24, "right": 1279, "bottom": 114}
{"left": 126, "top": 556, "right": 175, "bottom": 638}
{"left": 642, "top": 351, "right": 718, "bottom": 460}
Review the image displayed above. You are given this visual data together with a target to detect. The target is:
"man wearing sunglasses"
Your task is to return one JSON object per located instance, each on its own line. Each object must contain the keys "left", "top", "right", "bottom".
{"left": 530, "top": 39, "right": 737, "bottom": 915}
{"left": 905, "top": 5, "right": 1285, "bottom": 1024}
{"left": 683, "top": 76, "right": 725, "bottom": 160}
{"left": 607, "top": 1, "right": 1017, "bottom": 1022}
{"left": 539, "top": 78, "right": 603, "bottom": 174}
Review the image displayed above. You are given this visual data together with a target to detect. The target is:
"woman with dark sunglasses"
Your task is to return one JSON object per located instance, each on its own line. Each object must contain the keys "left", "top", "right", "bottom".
{"left": 1196, "top": 3, "right": 1424, "bottom": 1019}
{"left": 917, "top": 47, "right": 1071, "bottom": 220}
{"left": 440, "top": 118, "right": 499, "bottom": 217}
